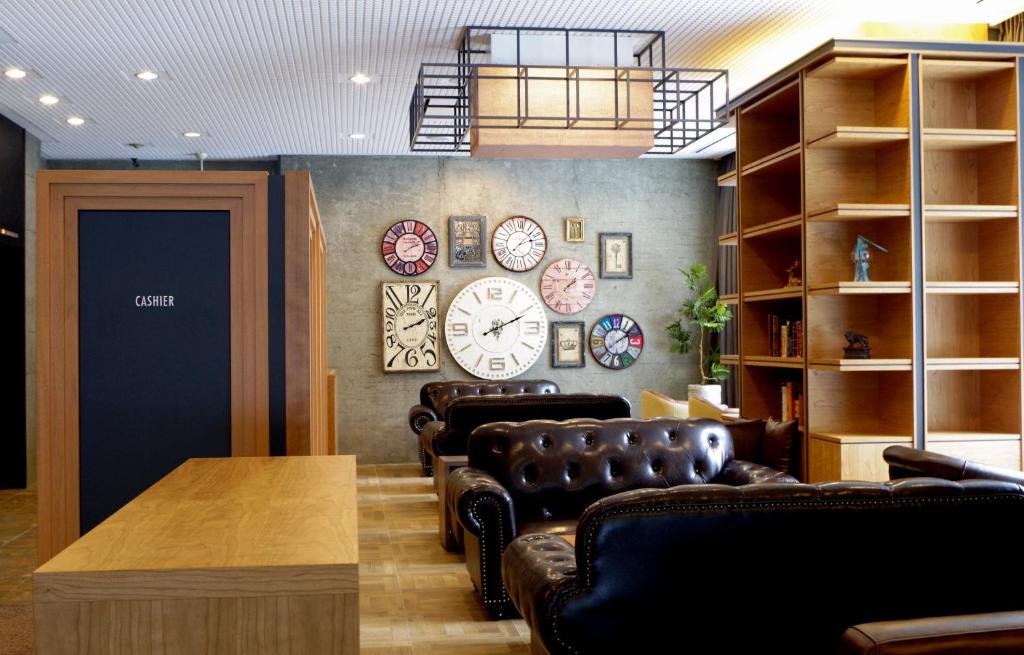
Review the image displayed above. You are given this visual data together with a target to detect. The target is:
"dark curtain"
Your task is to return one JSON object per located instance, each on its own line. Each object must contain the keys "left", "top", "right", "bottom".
{"left": 714, "top": 154, "right": 737, "bottom": 407}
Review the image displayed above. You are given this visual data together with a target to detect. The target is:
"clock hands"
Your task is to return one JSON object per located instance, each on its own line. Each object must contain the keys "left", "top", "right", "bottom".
{"left": 510, "top": 235, "right": 535, "bottom": 255}
{"left": 482, "top": 315, "right": 523, "bottom": 337}
{"left": 563, "top": 279, "right": 577, "bottom": 292}
{"left": 402, "top": 318, "right": 427, "bottom": 331}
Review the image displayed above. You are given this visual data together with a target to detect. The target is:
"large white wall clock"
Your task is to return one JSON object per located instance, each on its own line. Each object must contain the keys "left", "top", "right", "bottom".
{"left": 445, "top": 277, "right": 548, "bottom": 380}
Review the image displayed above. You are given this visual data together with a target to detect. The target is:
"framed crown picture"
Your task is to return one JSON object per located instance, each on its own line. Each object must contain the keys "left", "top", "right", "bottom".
{"left": 599, "top": 232, "right": 633, "bottom": 279}
{"left": 449, "top": 215, "right": 486, "bottom": 268}
{"left": 551, "top": 321, "right": 586, "bottom": 368}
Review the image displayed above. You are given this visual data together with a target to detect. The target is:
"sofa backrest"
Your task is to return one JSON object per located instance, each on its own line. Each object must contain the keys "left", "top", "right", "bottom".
{"left": 727, "top": 417, "right": 802, "bottom": 476}
{"left": 885, "top": 444, "right": 1024, "bottom": 484}
{"left": 467, "top": 417, "right": 731, "bottom": 523}
{"left": 419, "top": 380, "right": 559, "bottom": 417}
{"left": 552, "top": 479, "right": 1024, "bottom": 654}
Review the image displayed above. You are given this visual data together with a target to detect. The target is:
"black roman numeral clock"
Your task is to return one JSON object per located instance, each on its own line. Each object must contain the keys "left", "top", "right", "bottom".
{"left": 492, "top": 215, "right": 547, "bottom": 272}
{"left": 382, "top": 281, "right": 440, "bottom": 372}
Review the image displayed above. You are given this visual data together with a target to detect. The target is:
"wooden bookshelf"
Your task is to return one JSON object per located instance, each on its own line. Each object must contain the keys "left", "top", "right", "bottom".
{"left": 717, "top": 170, "right": 737, "bottom": 187}
{"left": 732, "top": 44, "right": 1024, "bottom": 479}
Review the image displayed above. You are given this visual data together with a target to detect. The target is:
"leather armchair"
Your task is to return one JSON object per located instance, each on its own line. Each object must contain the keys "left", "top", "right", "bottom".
{"left": 408, "top": 380, "right": 560, "bottom": 474}
{"left": 502, "top": 478, "right": 1024, "bottom": 654}
{"left": 884, "top": 445, "right": 1024, "bottom": 484}
{"left": 448, "top": 417, "right": 796, "bottom": 618}
{"left": 839, "top": 611, "right": 1024, "bottom": 654}
{"left": 419, "top": 392, "right": 630, "bottom": 477}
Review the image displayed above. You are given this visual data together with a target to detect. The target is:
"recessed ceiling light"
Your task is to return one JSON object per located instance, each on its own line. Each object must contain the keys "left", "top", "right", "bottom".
{"left": 38, "top": 94, "right": 59, "bottom": 105}
{"left": 183, "top": 131, "right": 201, "bottom": 138}
{"left": 349, "top": 133, "right": 367, "bottom": 139}
{"left": 135, "top": 70, "right": 159, "bottom": 81}
{"left": 66, "top": 116, "right": 85, "bottom": 126}
{"left": 4, "top": 67, "right": 26, "bottom": 79}
{"left": 350, "top": 73, "right": 371, "bottom": 84}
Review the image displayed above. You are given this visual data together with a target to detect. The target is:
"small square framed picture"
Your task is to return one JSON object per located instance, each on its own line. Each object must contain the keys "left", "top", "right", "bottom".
{"left": 551, "top": 321, "right": 586, "bottom": 368}
{"left": 565, "top": 217, "right": 585, "bottom": 242}
{"left": 449, "top": 215, "right": 486, "bottom": 268}
{"left": 599, "top": 232, "right": 633, "bottom": 279}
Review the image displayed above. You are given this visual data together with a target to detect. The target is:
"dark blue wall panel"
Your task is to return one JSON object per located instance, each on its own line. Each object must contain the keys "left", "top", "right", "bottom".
{"left": 78, "top": 210, "right": 231, "bottom": 533}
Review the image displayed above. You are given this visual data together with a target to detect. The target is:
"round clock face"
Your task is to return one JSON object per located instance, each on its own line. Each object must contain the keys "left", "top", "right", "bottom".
{"left": 445, "top": 277, "right": 548, "bottom": 380}
{"left": 382, "top": 220, "right": 438, "bottom": 276}
{"left": 492, "top": 216, "right": 547, "bottom": 272}
{"left": 541, "top": 258, "right": 596, "bottom": 314}
{"left": 590, "top": 314, "right": 644, "bottom": 370}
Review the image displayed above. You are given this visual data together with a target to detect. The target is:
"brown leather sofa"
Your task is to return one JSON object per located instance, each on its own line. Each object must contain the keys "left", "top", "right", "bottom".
{"left": 724, "top": 416, "right": 802, "bottom": 478}
{"left": 447, "top": 417, "right": 796, "bottom": 618}
{"left": 502, "top": 478, "right": 1024, "bottom": 654}
{"left": 418, "top": 393, "right": 631, "bottom": 477}
{"left": 885, "top": 444, "right": 1024, "bottom": 484}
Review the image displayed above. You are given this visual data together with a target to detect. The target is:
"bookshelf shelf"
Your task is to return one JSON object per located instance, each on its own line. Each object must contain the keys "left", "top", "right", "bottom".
{"left": 922, "top": 127, "right": 1016, "bottom": 150}
{"left": 720, "top": 293, "right": 739, "bottom": 305}
{"left": 809, "top": 358, "right": 912, "bottom": 372}
{"left": 807, "top": 56, "right": 908, "bottom": 80}
{"left": 925, "top": 358, "right": 1020, "bottom": 371}
{"left": 740, "top": 143, "right": 801, "bottom": 176}
{"left": 921, "top": 59, "right": 1014, "bottom": 80}
{"left": 810, "top": 432, "right": 913, "bottom": 444}
{"left": 718, "top": 231, "right": 738, "bottom": 247}
{"left": 720, "top": 354, "right": 740, "bottom": 366}
{"left": 745, "top": 356, "right": 804, "bottom": 369}
{"left": 927, "top": 431, "right": 1020, "bottom": 442}
{"left": 741, "top": 214, "right": 802, "bottom": 239}
{"left": 807, "top": 203, "right": 910, "bottom": 222}
{"left": 925, "top": 281, "right": 1019, "bottom": 294}
{"left": 924, "top": 205, "right": 1017, "bottom": 221}
{"left": 717, "top": 170, "right": 737, "bottom": 187}
{"left": 807, "top": 127, "right": 909, "bottom": 149}
{"left": 744, "top": 287, "right": 803, "bottom": 302}
{"left": 808, "top": 281, "right": 911, "bottom": 295}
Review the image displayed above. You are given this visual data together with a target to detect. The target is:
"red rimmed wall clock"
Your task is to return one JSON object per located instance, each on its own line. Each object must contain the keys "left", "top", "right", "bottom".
{"left": 492, "top": 215, "right": 546, "bottom": 272}
{"left": 382, "top": 219, "right": 438, "bottom": 276}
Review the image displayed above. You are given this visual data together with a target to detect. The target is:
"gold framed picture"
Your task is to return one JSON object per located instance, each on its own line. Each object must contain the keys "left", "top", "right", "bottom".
{"left": 565, "top": 217, "right": 585, "bottom": 242}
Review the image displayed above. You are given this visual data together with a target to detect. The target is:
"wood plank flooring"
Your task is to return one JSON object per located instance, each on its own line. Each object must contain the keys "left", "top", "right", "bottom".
{"left": 0, "top": 465, "right": 531, "bottom": 654}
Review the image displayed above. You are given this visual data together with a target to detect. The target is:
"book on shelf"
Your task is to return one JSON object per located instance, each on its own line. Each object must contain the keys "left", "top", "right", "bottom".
{"left": 769, "top": 315, "right": 803, "bottom": 358}
{"left": 780, "top": 382, "right": 803, "bottom": 425}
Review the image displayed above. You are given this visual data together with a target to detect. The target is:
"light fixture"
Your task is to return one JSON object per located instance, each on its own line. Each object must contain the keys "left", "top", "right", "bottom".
{"left": 66, "top": 116, "right": 85, "bottom": 126}
{"left": 408, "top": 27, "right": 729, "bottom": 157}
{"left": 183, "top": 131, "right": 201, "bottom": 138}
{"left": 38, "top": 94, "right": 59, "bottom": 105}
{"left": 135, "top": 70, "right": 159, "bottom": 81}
{"left": 349, "top": 133, "right": 366, "bottom": 139}
{"left": 350, "top": 73, "right": 371, "bottom": 84}
{"left": 4, "top": 67, "right": 27, "bottom": 79}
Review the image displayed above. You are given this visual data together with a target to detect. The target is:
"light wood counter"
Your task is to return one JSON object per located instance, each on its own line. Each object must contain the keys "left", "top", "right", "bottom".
{"left": 34, "top": 456, "right": 358, "bottom": 655}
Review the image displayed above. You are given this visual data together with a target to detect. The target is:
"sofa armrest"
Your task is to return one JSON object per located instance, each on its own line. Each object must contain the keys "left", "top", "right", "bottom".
{"left": 409, "top": 404, "right": 439, "bottom": 434}
{"left": 446, "top": 467, "right": 517, "bottom": 539}
{"left": 839, "top": 611, "right": 1024, "bottom": 655}
{"left": 502, "top": 534, "right": 579, "bottom": 653}
{"left": 715, "top": 459, "right": 798, "bottom": 485}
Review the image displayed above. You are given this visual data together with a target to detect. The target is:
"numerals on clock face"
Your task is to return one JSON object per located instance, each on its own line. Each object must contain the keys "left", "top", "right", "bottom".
{"left": 492, "top": 216, "right": 547, "bottom": 272}
{"left": 445, "top": 277, "right": 548, "bottom": 380}
{"left": 382, "top": 281, "right": 439, "bottom": 372}
{"left": 541, "top": 258, "right": 596, "bottom": 314}
{"left": 590, "top": 314, "right": 644, "bottom": 370}
{"left": 382, "top": 220, "right": 438, "bottom": 276}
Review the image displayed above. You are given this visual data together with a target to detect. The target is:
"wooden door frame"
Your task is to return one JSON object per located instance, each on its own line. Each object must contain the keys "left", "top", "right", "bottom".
{"left": 36, "top": 170, "right": 269, "bottom": 563}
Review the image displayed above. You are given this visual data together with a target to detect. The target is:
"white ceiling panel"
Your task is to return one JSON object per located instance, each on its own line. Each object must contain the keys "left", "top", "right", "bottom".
{"left": 0, "top": 0, "right": 1020, "bottom": 160}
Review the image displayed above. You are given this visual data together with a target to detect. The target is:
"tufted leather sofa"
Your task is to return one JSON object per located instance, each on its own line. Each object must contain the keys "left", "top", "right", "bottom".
{"left": 447, "top": 417, "right": 796, "bottom": 618}
{"left": 418, "top": 392, "right": 630, "bottom": 477}
{"left": 409, "top": 380, "right": 559, "bottom": 473}
{"left": 885, "top": 444, "right": 1024, "bottom": 484}
{"left": 502, "top": 478, "right": 1024, "bottom": 654}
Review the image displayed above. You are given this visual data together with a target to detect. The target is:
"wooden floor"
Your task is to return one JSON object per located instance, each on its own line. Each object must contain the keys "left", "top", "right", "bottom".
{"left": 0, "top": 464, "right": 530, "bottom": 654}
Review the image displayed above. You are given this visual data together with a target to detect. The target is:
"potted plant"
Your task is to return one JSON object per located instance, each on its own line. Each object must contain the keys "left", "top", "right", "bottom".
{"left": 666, "top": 263, "right": 733, "bottom": 407}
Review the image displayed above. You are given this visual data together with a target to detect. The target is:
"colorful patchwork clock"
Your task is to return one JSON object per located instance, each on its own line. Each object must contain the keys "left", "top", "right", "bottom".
{"left": 381, "top": 220, "right": 438, "bottom": 276}
{"left": 540, "top": 258, "right": 596, "bottom": 314}
{"left": 492, "top": 215, "right": 547, "bottom": 272}
{"left": 590, "top": 314, "right": 644, "bottom": 370}
{"left": 445, "top": 277, "right": 547, "bottom": 380}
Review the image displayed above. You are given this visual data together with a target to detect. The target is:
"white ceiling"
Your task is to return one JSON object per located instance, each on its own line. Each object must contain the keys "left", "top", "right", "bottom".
{"left": 0, "top": 0, "right": 1021, "bottom": 161}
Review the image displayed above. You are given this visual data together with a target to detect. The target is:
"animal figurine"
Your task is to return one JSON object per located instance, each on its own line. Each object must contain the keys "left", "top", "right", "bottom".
{"left": 843, "top": 331, "right": 871, "bottom": 359}
{"left": 785, "top": 260, "right": 801, "bottom": 287}
{"left": 852, "top": 235, "right": 888, "bottom": 282}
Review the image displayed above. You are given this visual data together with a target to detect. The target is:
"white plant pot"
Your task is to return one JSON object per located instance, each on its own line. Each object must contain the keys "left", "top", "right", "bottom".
{"left": 688, "top": 384, "right": 723, "bottom": 408}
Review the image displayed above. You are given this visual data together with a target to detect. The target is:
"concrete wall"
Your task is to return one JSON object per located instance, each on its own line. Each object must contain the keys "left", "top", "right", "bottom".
{"left": 281, "top": 156, "right": 717, "bottom": 463}
{"left": 24, "top": 134, "right": 40, "bottom": 484}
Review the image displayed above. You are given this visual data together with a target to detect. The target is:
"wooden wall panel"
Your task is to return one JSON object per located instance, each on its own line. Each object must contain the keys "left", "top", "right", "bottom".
{"left": 36, "top": 171, "right": 269, "bottom": 563}
{"left": 285, "top": 171, "right": 329, "bottom": 455}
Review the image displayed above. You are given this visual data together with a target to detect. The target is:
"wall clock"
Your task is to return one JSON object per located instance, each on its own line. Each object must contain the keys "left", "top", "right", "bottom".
{"left": 492, "top": 215, "right": 547, "bottom": 272}
{"left": 382, "top": 281, "right": 439, "bottom": 372}
{"left": 381, "top": 220, "right": 438, "bottom": 276}
{"left": 445, "top": 277, "right": 547, "bottom": 380}
{"left": 540, "top": 258, "right": 596, "bottom": 314}
{"left": 590, "top": 314, "right": 644, "bottom": 370}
